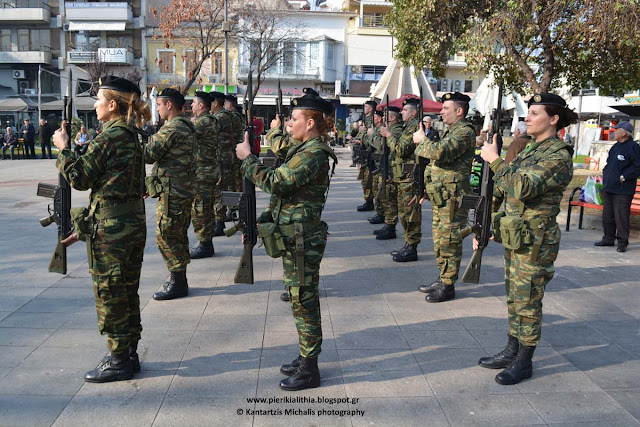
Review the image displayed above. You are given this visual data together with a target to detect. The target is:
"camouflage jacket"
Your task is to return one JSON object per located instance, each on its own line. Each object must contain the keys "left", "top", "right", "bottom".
{"left": 242, "top": 136, "right": 337, "bottom": 226}
{"left": 491, "top": 136, "right": 574, "bottom": 221}
{"left": 392, "top": 116, "right": 419, "bottom": 162}
{"left": 266, "top": 127, "right": 299, "bottom": 159}
{"left": 384, "top": 122, "right": 404, "bottom": 178}
{"left": 193, "top": 112, "right": 219, "bottom": 180}
{"left": 215, "top": 109, "right": 236, "bottom": 167}
{"left": 57, "top": 118, "right": 144, "bottom": 207}
{"left": 356, "top": 113, "right": 374, "bottom": 149}
{"left": 228, "top": 110, "right": 244, "bottom": 145}
{"left": 369, "top": 125, "right": 383, "bottom": 154}
{"left": 144, "top": 115, "right": 195, "bottom": 198}
{"left": 415, "top": 118, "right": 476, "bottom": 189}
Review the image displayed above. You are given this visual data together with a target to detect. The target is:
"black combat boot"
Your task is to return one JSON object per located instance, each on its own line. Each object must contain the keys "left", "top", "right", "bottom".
{"left": 356, "top": 200, "right": 374, "bottom": 211}
{"left": 280, "top": 292, "right": 290, "bottom": 302}
{"left": 426, "top": 284, "right": 455, "bottom": 302}
{"left": 280, "top": 355, "right": 302, "bottom": 376}
{"left": 495, "top": 344, "right": 536, "bottom": 385}
{"left": 190, "top": 240, "right": 214, "bottom": 259}
{"left": 213, "top": 220, "right": 225, "bottom": 237}
{"left": 374, "top": 225, "right": 387, "bottom": 235}
{"left": 376, "top": 225, "right": 397, "bottom": 240}
{"left": 418, "top": 278, "right": 444, "bottom": 293}
{"left": 390, "top": 242, "right": 408, "bottom": 256}
{"left": 368, "top": 214, "right": 385, "bottom": 224}
{"left": 85, "top": 352, "right": 134, "bottom": 383}
{"left": 153, "top": 271, "right": 189, "bottom": 300}
{"left": 100, "top": 342, "right": 140, "bottom": 373}
{"left": 479, "top": 335, "right": 519, "bottom": 369}
{"left": 279, "top": 356, "right": 320, "bottom": 391}
{"left": 393, "top": 244, "right": 417, "bottom": 262}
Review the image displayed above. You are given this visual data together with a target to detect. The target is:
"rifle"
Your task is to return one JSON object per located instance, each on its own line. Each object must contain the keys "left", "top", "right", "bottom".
{"left": 221, "top": 71, "right": 258, "bottom": 284}
{"left": 276, "top": 80, "right": 284, "bottom": 132}
{"left": 37, "top": 72, "right": 73, "bottom": 274}
{"left": 377, "top": 95, "right": 391, "bottom": 199}
{"left": 458, "top": 81, "right": 504, "bottom": 284}
{"left": 409, "top": 88, "right": 429, "bottom": 222}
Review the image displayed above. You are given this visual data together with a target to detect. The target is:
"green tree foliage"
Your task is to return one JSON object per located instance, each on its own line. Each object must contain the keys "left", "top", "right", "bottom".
{"left": 387, "top": 0, "right": 640, "bottom": 94}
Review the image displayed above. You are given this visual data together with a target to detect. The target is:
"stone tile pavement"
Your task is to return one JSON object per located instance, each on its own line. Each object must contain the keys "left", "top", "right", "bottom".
{"left": 0, "top": 149, "right": 639, "bottom": 426}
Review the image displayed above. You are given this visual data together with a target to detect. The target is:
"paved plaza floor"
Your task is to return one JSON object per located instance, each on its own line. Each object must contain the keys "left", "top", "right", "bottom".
{"left": 0, "top": 148, "right": 639, "bottom": 426}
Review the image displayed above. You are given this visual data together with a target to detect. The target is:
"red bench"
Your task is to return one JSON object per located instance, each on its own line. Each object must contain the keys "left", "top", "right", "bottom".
{"left": 566, "top": 182, "right": 640, "bottom": 231}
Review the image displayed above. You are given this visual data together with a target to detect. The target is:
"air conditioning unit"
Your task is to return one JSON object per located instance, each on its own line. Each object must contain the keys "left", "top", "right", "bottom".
{"left": 19, "top": 81, "right": 30, "bottom": 92}
{"left": 13, "top": 70, "right": 25, "bottom": 79}
{"left": 441, "top": 78, "right": 450, "bottom": 91}
{"left": 453, "top": 79, "right": 463, "bottom": 91}
{"left": 23, "top": 88, "right": 36, "bottom": 95}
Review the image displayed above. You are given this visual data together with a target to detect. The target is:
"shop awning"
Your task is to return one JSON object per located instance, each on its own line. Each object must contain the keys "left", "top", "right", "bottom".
{"left": 40, "top": 96, "right": 96, "bottom": 111}
{"left": 339, "top": 96, "right": 369, "bottom": 105}
{"left": 611, "top": 104, "right": 640, "bottom": 117}
{"left": 0, "top": 97, "right": 29, "bottom": 112}
{"left": 68, "top": 22, "right": 126, "bottom": 31}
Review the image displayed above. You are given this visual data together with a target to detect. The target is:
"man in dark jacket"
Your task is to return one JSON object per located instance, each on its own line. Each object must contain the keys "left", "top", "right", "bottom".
{"left": 21, "top": 119, "right": 36, "bottom": 159}
{"left": 595, "top": 121, "right": 640, "bottom": 252}
{"left": 38, "top": 119, "right": 53, "bottom": 159}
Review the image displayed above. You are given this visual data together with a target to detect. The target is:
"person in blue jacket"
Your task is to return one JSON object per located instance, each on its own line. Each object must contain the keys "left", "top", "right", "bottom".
{"left": 594, "top": 121, "right": 640, "bottom": 252}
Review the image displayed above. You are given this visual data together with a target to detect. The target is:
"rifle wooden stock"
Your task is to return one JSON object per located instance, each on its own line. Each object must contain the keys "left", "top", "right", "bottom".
{"left": 461, "top": 247, "right": 483, "bottom": 284}
{"left": 235, "top": 243, "right": 255, "bottom": 284}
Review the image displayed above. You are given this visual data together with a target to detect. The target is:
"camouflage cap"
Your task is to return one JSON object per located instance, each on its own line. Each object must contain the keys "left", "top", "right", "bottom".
{"left": 527, "top": 93, "right": 566, "bottom": 108}
{"left": 291, "top": 87, "right": 333, "bottom": 115}
{"left": 98, "top": 75, "right": 141, "bottom": 97}
{"left": 158, "top": 88, "right": 185, "bottom": 105}
{"left": 442, "top": 92, "right": 471, "bottom": 103}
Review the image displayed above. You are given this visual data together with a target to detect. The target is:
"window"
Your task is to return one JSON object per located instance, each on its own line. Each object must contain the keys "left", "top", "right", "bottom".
{"left": 75, "top": 32, "right": 99, "bottom": 51}
{"left": 107, "top": 35, "right": 132, "bottom": 49}
{"left": 18, "top": 29, "right": 29, "bottom": 51}
{"left": 295, "top": 42, "right": 306, "bottom": 74}
{"left": 30, "top": 30, "right": 49, "bottom": 51}
{"left": 464, "top": 80, "right": 473, "bottom": 92}
{"left": 0, "top": 30, "right": 11, "bottom": 52}
{"left": 183, "top": 49, "right": 198, "bottom": 79}
{"left": 310, "top": 42, "right": 319, "bottom": 68}
{"left": 265, "top": 41, "right": 278, "bottom": 72}
{"left": 325, "top": 42, "right": 334, "bottom": 70}
{"left": 157, "top": 49, "right": 175, "bottom": 74}
{"left": 283, "top": 43, "right": 295, "bottom": 74}
{"left": 212, "top": 51, "right": 223, "bottom": 75}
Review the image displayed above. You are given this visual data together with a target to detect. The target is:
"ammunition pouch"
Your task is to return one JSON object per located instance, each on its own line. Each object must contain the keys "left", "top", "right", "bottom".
{"left": 491, "top": 212, "right": 505, "bottom": 243}
{"left": 257, "top": 221, "right": 287, "bottom": 259}
{"left": 425, "top": 182, "right": 448, "bottom": 207}
{"left": 70, "top": 206, "right": 93, "bottom": 242}
{"left": 497, "top": 215, "right": 536, "bottom": 251}
{"left": 279, "top": 219, "right": 324, "bottom": 286}
{"left": 145, "top": 175, "right": 163, "bottom": 198}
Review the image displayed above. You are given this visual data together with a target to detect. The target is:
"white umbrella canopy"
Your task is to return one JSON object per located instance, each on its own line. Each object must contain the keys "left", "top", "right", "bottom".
{"left": 371, "top": 59, "right": 437, "bottom": 102}
{"left": 567, "top": 95, "right": 630, "bottom": 116}
{"left": 469, "top": 73, "right": 528, "bottom": 132}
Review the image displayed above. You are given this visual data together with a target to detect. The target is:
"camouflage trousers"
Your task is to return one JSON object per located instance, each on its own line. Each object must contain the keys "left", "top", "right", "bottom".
{"left": 381, "top": 181, "right": 398, "bottom": 226}
{"left": 397, "top": 180, "right": 422, "bottom": 245}
{"left": 283, "top": 221, "right": 328, "bottom": 358}
{"left": 372, "top": 173, "right": 385, "bottom": 216}
{"left": 233, "top": 158, "right": 243, "bottom": 192}
{"left": 214, "top": 164, "right": 235, "bottom": 222}
{"left": 504, "top": 225, "right": 559, "bottom": 346}
{"left": 156, "top": 193, "right": 192, "bottom": 272}
{"left": 432, "top": 200, "right": 468, "bottom": 285}
{"left": 360, "top": 168, "right": 373, "bottom": 202}
{"left": 191, "top": 179, "right": 217, "bottom": 243}
{"left": 89, "top": 213, "right": 146, "bottom": 355}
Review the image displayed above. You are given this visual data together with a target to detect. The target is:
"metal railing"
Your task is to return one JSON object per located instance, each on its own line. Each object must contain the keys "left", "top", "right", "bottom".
{"left": 1, "top": 0, "right": 49, "bottom": 9}
{"left": 1, "top": 44, "right": 51, "bottom": 52}
{"left": 359, "top": 15, "right": 387, "bottom": 28}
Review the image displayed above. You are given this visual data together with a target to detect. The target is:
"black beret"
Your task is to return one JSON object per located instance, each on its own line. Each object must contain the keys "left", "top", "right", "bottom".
{"left": 158, "top": 88, "right": 185, "bottom": 105}
{"left": 194, "top": 91, "right": 212, "bottom": 104}
{"left": 387, "top": 106, "right": 401, "bottom": 113}
{"left": 291, "top": 87, "right": 333, "bottom": 115}
{"left": 528, "top": 93, "right": 567, "bottom": 108}
{"left": 224, "top": 94, "right": 237, "bottom": 104}
{"left": 403, "top": 98, "right": 421, "bottom": 107}
{"left": 303, "top": 87, "right": 320, "bottom": 97}
{"left": 442, "top": 92, "right": 471, "bottom": 103}
{"left": 209, "top": 91, "right": 226, "bottom": 103}
{"left": 365, "top": 100, "right": 378, "bottom": 109}
{"left": 98, "top": 75, "right": 140, "bottom": 97}
{"left": 374, "top": 109, "right": 384, "bottom": 117}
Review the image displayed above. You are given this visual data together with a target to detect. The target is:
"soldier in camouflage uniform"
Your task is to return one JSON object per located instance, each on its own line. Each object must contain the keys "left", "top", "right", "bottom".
{"left": 211, "top": 92, "right": 237, "bottom": 235}
{"left": 53, "top": 76, "right": 149, "bottom": 383}
{"left": 144, "top": 88, "right": 196, "bottom": 301}
{"left": 387, "top": 98, "right": 421, "bottom": 262}
{"left": 224, "top": 94, "right": 245, "bottom": 194}
{"left": 476, "top": 93, "right": 577, "bottom": 385}
{"left": 236, "top": 88, "right": 336, "bottom": 391}
{"left": 367, "top": 110, "right": 386, "bottom": 224}
{"left": 189, "top": 91, "right": 219, "bottom": 259}
{"left": 356, "top": 101, "right": 376, "bottom": 212}
{"left": 414, "top": 92, "right": 476, "bottom": 302}
{"left": 375, "top": 106, "right": 403, "bottom": 240}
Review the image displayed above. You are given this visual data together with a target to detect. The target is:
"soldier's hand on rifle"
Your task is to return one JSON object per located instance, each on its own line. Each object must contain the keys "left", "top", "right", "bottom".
{"left": 53, "top": 120, "right": 69, "bottom": 150}
{"left": 270, "top": 116, "right": 281, "bottom": 129}
{"left": 379, "top": 127, "right": 390, "bottom": 137}
{"left": 62, "top": 231, "right": 79, "bottom": 247}
{"left": 413, "top": 123, "right": 425, "bottom": 144}
{"left": 472, "top": 235, "right": 493, "bottom": 250}
{"left": 480, "top": 133, "right": 500, "bottom": 163}
{"left": 367, "top": 127, "right": 374, "bottom": 136}
{"left": 236, "top": 131, "right": 252, "bottom": 161}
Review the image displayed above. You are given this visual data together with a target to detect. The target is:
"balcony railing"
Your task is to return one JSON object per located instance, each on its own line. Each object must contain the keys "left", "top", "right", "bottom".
{"left": 65, "top": 2, "right": 133, "bottom": 22}
{"left": 238, "top": 65, "right": 320, "bottom": 80}
{"left": 359, "top": 15, "right": 386, "bottom": 28}
{"left": 1, "top": 45, "right": 50, "bottom": 52}
{"left": 1, "top": 0, "right": 49, "bottom": 8}
{"left": 0, "top": 0, "right": 50, "bottom": 22}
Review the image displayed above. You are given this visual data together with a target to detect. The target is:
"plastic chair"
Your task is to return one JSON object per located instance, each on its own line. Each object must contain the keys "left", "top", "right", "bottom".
{"left": 584, "top": 157, "right": 600, "bottom": 171}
